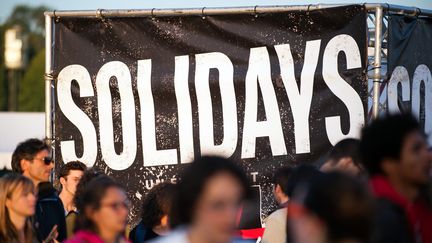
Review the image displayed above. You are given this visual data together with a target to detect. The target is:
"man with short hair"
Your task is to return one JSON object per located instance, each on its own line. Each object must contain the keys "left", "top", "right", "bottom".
{"left": 11, "top": 138, "right": 66, "bottom": 242}
{"left": 58, "top": 161, "right": 87, "bottom": 238}
{"left": 320, "top": 138, "right": 363, "bottom": 176}
{"left": 58, "top": 161, "right": 87, "bottom": 214}
{"left": 261, "top": 166, "right": 293, "bottom": 243}
{"left": 360, "top": 114, "right": 432, "bottom": 243}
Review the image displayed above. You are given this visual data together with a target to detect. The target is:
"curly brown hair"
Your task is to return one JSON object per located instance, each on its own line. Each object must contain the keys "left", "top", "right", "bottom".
{"left": 140, "top": 182, "right": 176, "bottom": 228}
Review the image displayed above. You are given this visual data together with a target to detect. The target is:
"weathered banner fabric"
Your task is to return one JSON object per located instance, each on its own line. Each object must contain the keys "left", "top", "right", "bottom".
{"left": 53, "top": 5, "right": 367, "bottom": 226}
{"left": 387, "top": 15, "right": 432, "bottom": 144}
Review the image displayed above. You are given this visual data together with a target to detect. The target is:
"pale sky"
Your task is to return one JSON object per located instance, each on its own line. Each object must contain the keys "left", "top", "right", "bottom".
{"left": 1, "top": 0, "right": 432, "bottom": 23}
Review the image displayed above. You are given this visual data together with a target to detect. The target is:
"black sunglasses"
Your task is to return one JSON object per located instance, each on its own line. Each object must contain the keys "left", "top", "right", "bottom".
{"left": 33, "top": 157, "right": 54, "bottom": 165}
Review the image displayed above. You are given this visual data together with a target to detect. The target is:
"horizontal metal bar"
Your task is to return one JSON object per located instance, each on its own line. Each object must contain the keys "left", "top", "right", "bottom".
{"left": 386, "top": 4, "right": 432, "bottom": 16}
{"left": 44, "top": 3, "right": 432, "bottom": 18}
{"left": 45, "top": 4, "right": 342, "bottom": 18}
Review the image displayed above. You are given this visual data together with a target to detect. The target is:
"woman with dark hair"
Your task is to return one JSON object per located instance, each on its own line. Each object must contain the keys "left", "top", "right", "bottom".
{"left": 73, "top": 168, "right": 104, "bottom": 209}
{"left": 130, "top": 182, "right": 176, "bottom": 242}
{"left": 153, "top": 156, "right": 250, "bottom": 243}
{"left": 288, "top": 172, "right": 374, "bottom": 243}
{"left": 0, "top": 173, "right": 38, "bottom": 243}
{"left": 65, "top": 175, "right": 130, "bottom": 243}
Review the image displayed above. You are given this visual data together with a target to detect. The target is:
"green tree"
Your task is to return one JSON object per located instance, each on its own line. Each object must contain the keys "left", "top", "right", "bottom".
{"left": 0, "top": 4, "right": 50, "bottom": 111}
{"left": 4, "top": 5, "right": 46, "bottom": 35}
{"left": 0, "top": 25, "right": 6, "bottom": 110}
{"left": 3, "top": 5, "right": 46, "bottom": 66}
{"left": 18, "top": 48, "right": 44, "bottom": 111}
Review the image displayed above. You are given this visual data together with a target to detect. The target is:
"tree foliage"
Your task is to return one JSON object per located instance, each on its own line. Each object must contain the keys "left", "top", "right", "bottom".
{"left": 18, "top": 49, "right": 45, "bottom": 111}
{"left": 4, "top": 5, "right": 46, "bottom": 35}
{"left": 0, "top": 25, "right": 6, "bottom": 110}
{"left": 0, "top": 4, "right": 50, "bottom": 111}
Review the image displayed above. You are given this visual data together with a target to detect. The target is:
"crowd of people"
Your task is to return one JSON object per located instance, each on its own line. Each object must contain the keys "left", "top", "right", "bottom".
{"left": 0, "top": 112, "right": 431, "bottom": 243}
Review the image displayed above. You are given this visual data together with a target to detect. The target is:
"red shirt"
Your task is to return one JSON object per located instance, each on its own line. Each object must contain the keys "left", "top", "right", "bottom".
{"left": 370, "top": 176, "right": 432, "bottom": 243}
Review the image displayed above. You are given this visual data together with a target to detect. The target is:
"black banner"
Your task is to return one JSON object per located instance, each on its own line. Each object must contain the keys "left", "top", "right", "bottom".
{"left": 53, "top": 5, "right": 367, "bottom": 227}
{"left": 387, "top": 15, "right": 432, "bottom": 144}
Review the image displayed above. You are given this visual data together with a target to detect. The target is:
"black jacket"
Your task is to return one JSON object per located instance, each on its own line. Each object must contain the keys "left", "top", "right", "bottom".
{"left": 129, "top": 221, "right": 160, "bottom": 243}
{"left": 372, "top": 198, "right": 413, "bottom": 243}
{"left": 34, "top": 182, "right": 67, "bottom": 242}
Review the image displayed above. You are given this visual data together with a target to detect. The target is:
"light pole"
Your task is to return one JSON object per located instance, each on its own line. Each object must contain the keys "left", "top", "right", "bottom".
{"left": 4, "top": 25, "right": 27, "bottom": 111}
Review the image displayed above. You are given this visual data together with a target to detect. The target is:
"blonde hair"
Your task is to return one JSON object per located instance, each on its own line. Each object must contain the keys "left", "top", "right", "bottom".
{"left": 0, "top": 173, "right": 36, "bottom": 243}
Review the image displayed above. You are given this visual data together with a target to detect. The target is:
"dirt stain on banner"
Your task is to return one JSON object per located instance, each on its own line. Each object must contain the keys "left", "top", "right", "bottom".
{"left": 53, "top": 5, "right": 368, "bottom": 227}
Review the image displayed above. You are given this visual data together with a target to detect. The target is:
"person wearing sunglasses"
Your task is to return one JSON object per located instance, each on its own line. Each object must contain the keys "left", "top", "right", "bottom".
{"left": 66, "top": 175, "right": 130, "bottom": 243}
{"left": 11, "top": 138, "right": 67, "bottom": 242}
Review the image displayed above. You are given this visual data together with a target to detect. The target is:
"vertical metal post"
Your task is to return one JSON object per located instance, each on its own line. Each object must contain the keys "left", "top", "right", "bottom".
{"left": 7, "top": 70, "right": 18, "bottom": 111}
{"left": 372, "top": 6, "right": 383, "bottom": 119}
{"left": 45, "top": 14, "right": 53, "bottom": 145}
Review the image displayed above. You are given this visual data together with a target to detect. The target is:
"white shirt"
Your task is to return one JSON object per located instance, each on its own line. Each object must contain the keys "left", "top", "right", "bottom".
{"left": 150, "top": 228, "right": 252, "bottom": 243}
{"left": 150, "top": 228, "right": 189, "bottom": 243}
{"left": 261, "top": 207, "right": 287, "bottom": 243}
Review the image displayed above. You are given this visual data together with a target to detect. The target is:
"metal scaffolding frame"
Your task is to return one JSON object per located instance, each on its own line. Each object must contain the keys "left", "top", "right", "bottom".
{"left": 44, "top": 3, "right": 432, "bottom": 143}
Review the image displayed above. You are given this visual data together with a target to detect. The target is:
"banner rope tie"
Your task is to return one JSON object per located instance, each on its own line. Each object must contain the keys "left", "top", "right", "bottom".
{"left": 53, "top": 10, "right": 60, "bottom": 22}
{"left": 201, "top": 7, "right": 206, "bottom": 19}
{"left": 151, "top": 8, "right": 156, "bottom": 21}
{"left": 254, "top": 6, "right": 259, "bottom": 18}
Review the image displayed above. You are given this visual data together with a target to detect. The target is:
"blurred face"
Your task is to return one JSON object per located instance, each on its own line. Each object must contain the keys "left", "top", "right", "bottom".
{"left": 90, "top": 187, "right": 129, "bottom": 235}
{"left": 289, "top": 210, "right": 326, "bottom": 243}
{"left": 22, "top": 149, "right": 53, "bottom": 184}
{"left": 336, "top": 158, "right": 362, "bottom": 177}
{"left": 398, "top": 131, "right": 431, "bottom": 185}
{"left": 60, "top": 170, "right": 84, "bottom": 196}
{"left": 191, "top": 172, "right": 244, "bottom": 243}
{"left": 6, "top": 184, "right": 37, "bottom": 218}
{"left": 321, "top": 158, "right": 362, "bottom": 177}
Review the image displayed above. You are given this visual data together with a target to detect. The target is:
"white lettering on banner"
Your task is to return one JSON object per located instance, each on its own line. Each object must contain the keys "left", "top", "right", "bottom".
{"left": 388, "top": 66, "right": 410, "bottom": 113}
{"left": 97, "top": 61, "right": 137, "bottom": 170}
{"left": 322, "top": 34, "right": 365, "bottom": 145}
{"left": 241, "top": 47, "right": 287, "bottom": 159}
{"left": 387, "top": 64, "right": 432, "bottom": 144}
{"left": 195, "top": 52, "right": 238, "bottom": 158}
{"left": 57, "top": 65, "right": 97, "bottom": 167}
{"left": 174, "top": 55, "right": 194, "bottom": 164}
{"left": 57, "top": 34, "right": 366, "bottom": 170}
{"left": 412, "top": 65, "right": 432, "bottom": 144}
{"left": 275, "top": 40, "right": 321, "bottom": 154}
{"left": 138, "top": 59, "right": 178, "bottom": 166}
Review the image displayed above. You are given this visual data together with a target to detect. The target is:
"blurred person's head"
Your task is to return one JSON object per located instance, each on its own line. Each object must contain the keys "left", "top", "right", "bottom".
{"left": 74, "top": 175, "right": 129, "bottom": 241}
{"left": 285, "top": 165, "right": 322, "bottom": 198}
{"left": 289, "top": 172, "right": 373, "bottom": 243}
{"left": 320, "top": 138, "right": 363, "bottom": 176}
{"left": 0, "top": 173, "right": 36, "bottom": 243}
{"left": 360, "top": 113, "right": 430, "bottom": 187}
{"left": 74, "top": 168, "right": 104, "bottom": 209}
{"left": 141, "top": 182, "right": 176, "bottom": 235}
{"left": 59, "top": 161, "right": 87, "bottom": 196}
{"left": 272, "top": 166, "right": 293, "bottom": 205}
{"left": 11, "top": 138, "right": 52, "bottom": 185}
{"left": 170, "top": 156, "right": 250, "bottom": 243}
